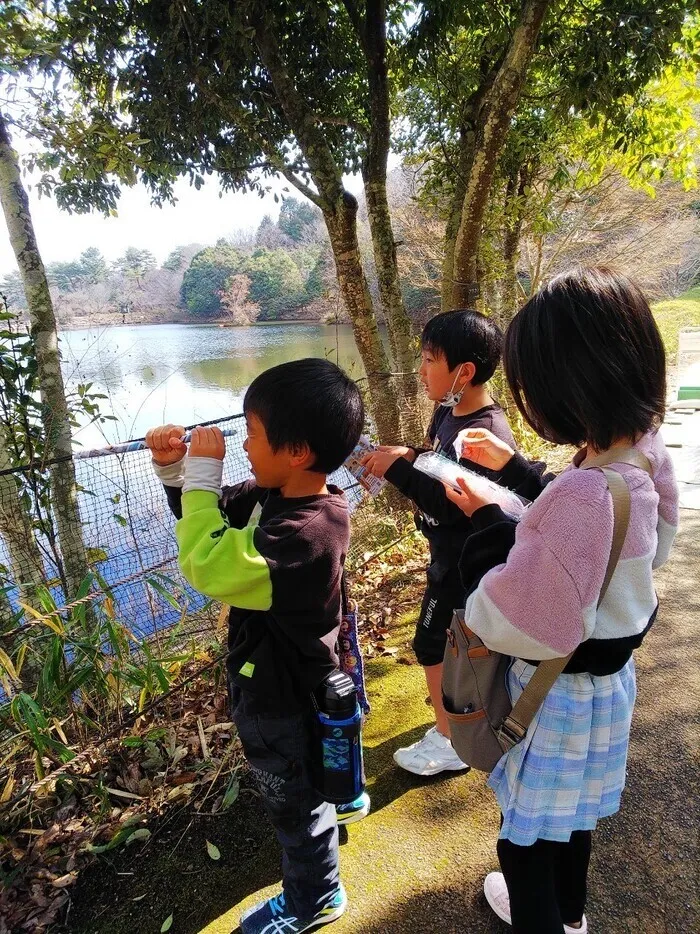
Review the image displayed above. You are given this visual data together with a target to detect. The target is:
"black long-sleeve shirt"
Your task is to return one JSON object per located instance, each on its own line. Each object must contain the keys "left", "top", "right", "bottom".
{"left": 384, "top": 403, "right": 516, "bottom": 574}
{"left": 164, "top": 480, "right": 349, "bottom": 714}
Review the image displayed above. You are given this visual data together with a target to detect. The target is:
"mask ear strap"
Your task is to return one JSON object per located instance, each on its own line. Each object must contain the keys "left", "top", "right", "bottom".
{"left": 440, "top": 365, "right": 466, "bottom": 408}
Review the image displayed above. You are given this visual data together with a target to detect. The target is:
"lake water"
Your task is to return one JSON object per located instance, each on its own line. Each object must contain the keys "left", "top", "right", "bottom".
{"left": 0, "top": 323, "right": 373, "bottom": 634}
{"left": 61, "top": 322, "right": 369, "bottom": 449}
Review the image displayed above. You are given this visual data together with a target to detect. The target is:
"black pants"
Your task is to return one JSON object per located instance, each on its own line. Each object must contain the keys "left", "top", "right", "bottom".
{"left": 497, "top": 831, "right": 592, "bottom": 933}
{"left": 232, "top": 690, "right": 339, "bottom": 920}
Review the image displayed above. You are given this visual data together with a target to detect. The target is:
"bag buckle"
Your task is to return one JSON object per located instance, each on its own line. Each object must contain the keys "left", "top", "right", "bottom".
{"left": 498, "top": 716, "right": 527, "bottom": 750}
{"left": 446, "top": 628, "right": 458, "bottom": 656}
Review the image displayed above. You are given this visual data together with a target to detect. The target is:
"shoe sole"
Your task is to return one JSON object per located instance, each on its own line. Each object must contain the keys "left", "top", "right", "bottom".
{"left": 336, "top": 805, "right": 370, "bottom": 826}
{"left": 483, "top": 880, "right": 511, "bottom": 925}
{"left": 393, "top": 756, "right": 471, "bottom": 777}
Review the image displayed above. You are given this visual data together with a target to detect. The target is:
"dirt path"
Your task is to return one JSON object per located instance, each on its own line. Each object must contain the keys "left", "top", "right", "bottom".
{"left": 67, "top": 511, "right": 698, "bottom": 934}
{"left": 196, "top": 512, "right": 699, "bottom": 934}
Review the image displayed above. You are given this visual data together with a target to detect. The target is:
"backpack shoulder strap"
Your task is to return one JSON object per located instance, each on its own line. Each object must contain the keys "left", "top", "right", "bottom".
{"left": 574, "top": 445, "right": 653, "bottom": 476}
{"left": 498, "top": 459, "right": 639, "bottom": 749}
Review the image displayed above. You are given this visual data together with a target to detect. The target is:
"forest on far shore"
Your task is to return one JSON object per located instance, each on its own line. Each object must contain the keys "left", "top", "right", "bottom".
{"left": 3, "top": 163, "right": 698, "bottom": 332}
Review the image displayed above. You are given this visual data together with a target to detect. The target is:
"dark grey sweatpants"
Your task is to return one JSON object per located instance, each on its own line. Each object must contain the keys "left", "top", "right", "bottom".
{"left": 232, "top": 690, "right": 340, "bottom": 920}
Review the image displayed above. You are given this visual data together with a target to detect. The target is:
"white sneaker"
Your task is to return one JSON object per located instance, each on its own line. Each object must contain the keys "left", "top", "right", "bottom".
{"left": 392, "top": 726, "right": 470, "bottom": 776}
{"left": 484, "top": 872, "right": 588, "bottom": 933}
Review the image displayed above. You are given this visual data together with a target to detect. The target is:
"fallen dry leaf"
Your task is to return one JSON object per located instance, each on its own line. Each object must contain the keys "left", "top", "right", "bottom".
{"left": 51, "top": 872, "right": 77, "bottom": 889}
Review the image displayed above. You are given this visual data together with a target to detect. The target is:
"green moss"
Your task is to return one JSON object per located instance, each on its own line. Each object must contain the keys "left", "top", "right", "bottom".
{"left": 196, "top": 596, "right": 507, "bottom": 933}
{"left": 652, "top": 288, "right": 700, "bottom": 357}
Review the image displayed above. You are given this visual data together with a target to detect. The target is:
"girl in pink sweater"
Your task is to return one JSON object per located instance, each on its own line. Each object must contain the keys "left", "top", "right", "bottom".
{"left": 444, "top": 267, "right": 678, "bottom": 934}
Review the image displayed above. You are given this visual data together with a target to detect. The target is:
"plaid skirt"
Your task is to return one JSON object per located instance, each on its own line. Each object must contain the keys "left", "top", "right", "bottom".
{"left": 489, "top": 657, "right": 637, "bottom": 847}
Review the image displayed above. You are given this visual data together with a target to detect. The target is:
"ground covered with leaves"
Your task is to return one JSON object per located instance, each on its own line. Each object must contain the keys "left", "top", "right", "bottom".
{"left": 0, "top": 536, "right": 428, "bottom": 934}
{"left": 0, "top": 655, "right": 243, "bottom": 933}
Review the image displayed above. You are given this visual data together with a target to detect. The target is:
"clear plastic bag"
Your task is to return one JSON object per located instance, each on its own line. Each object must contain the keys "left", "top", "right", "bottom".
{"left": 413, "top": 451, "right": 529, "bottom": 519}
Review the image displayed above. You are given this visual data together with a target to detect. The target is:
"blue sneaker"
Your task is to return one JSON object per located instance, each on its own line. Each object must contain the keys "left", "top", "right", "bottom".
{"left": 239, "top": 885, "right": 347, "bottom": 933}
{"left": 335, "top": 792, "right": 370, "bottom": 826}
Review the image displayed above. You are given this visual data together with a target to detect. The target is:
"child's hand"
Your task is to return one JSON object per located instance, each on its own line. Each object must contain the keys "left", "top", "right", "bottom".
{"left": 377, "top": 444, "right": 416, "bottom": 463}
{"left": 188, "top": 425, "right": 226, "bottom": 461}
{"left": 458, "top": 428, "right": 514, "bottom": 471}
{"left": 145, "top": 424, "right": 186, "bottom": 466}
{"left": 443, "top": 477, "right": 496, "bottom": 516}
{"left": 360, "top": 448, "right": 402, "bottom": 478}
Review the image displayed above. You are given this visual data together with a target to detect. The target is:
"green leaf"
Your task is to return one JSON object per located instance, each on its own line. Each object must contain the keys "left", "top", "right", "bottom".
{"left": 125, "top": 827, "right": 151, "bottom": 845}
{"left": 86, "top": 547, "right": 109, "bottom": 564}
{"left": 146, "top": 577, "right": 181, "bottom": 611}
{"left": 161, "top": 914, "right": 174, "bottom": 932}
{"left": 206, "top": 840, "right": 221, "bottom": 860}
{"left": 88, "top": 822, "right": 146, "bottom": 853}
{"left": 221, "top": 775, "right": 240, "bottom": 811}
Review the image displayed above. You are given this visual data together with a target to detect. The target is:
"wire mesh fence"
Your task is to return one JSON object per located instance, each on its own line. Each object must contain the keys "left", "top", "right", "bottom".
{"left": 0, "top": 380, "right": 432, "bottom": 642}
{"left": 0, "top": 373, "right": 434, "bottom": 817}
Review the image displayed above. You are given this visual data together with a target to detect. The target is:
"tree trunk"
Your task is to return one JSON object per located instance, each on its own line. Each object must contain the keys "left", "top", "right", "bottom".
{"left": 0, "top": 446, "right": 45, "bottom": 613}
{"left": 500, "top": 164, "right": 530, "bottom": 328}
{"left": 440, "top": 68, "right": 499, "bottom": 313}
{"left": 360, "top": 0, "right": 421, "bottom": 439}
{"left": 0, "top": 111, "right": 90, "bottom": 605}
{"left": 0, "top": 443, "right": 46, "bottom": 688}
{"left": 363, "top": 178, "right": 421, "bottom": 440}
{"left": 441, "top": 119, "right": 483, "bottom": 312}
{"left": 325, "top": 194, "right": 402, "bottom": 443}
{"left": 252, "top": 14, "right": 402, "bottom": 442}
{"left": 452, "top": 0, "right": 550, "bottom": 307}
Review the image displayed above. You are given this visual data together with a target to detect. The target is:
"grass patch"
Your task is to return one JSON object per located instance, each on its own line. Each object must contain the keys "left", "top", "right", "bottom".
{"left": 652, "top": 286, "right": 700, "bottom": 357}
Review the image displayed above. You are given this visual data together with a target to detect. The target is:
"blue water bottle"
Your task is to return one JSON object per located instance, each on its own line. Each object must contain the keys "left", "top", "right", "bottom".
{"left": 312, "top": 670, "right": 365, "bottom": 805}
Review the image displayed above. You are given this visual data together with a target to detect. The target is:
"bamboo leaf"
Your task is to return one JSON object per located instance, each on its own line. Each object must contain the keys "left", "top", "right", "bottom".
{"left": 220, "top": 775, "right": 240, "bottom": 812}
{"left": 125, "top": 827, "right": 151, "bottom": 845}
{"left": 0, "top": 647, "right": 20, "bottom": 683}
{"left": 17, "top": 602, "right": 64, "bottom": 634}
{"left": 15, "top": 643, "right": 27, "bottom": 677}
{"left": 105, "top": 786, "right": 143, "bottom": 801}
{"left": 1, "top": 773, "right": 16, "bottom": 803}
{"left": 87, "top": 821, "right": 145, "bottom": 853}
{"left": 146, "top": 576, "right": 181, "bottom": 610}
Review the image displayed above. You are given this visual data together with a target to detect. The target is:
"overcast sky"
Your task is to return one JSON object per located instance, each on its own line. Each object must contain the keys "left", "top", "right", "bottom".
{"left": 0, "top": 169, "right": 295, "bottom": 277}
{"left": 0, "top": 154, "right": 375, "bottom": 280}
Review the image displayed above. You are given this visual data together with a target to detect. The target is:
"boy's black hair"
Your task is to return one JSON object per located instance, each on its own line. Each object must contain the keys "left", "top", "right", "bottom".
{"left": 244, "top": 358, "right": 364, "bottom": 474}
{"left": 504, "top": 266, "right": 666, "bottom": 451}
{"left": 421, "top": 309, "right": 503, "bottom": 383}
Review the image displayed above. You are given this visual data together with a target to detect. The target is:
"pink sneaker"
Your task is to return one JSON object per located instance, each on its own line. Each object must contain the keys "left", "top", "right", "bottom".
{"left": 483, "top": 872, "right": 588, "bottom": 933}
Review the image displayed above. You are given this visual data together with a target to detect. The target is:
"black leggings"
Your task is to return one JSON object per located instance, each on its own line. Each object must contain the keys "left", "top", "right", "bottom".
{"left": 497, "top": 831, "right": 592, "bottom": 934}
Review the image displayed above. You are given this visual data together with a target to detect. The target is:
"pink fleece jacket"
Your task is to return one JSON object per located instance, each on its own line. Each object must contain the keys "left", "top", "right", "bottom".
{"left": 466, "top": 431, "right": 679, "bottom": 660}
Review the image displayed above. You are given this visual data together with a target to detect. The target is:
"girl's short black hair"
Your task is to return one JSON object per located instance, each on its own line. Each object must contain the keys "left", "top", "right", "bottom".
{"left": 244, "top": 358, "right": 364, "bottom": 474}
{"left": 421, "top": 309, "right": 503, "bottom": 383}
{"left": 503, "top": 267, "right": 666, "bottom": 450}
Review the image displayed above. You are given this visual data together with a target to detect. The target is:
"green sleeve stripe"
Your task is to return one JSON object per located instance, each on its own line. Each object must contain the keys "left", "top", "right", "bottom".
{"left": 175, "top": 490, "right": 272, "bottom": 611}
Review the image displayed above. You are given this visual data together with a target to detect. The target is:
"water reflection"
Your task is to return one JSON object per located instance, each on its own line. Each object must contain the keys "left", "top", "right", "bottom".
{"left": 62, "top": 323, "right": 368, "bottom": 448}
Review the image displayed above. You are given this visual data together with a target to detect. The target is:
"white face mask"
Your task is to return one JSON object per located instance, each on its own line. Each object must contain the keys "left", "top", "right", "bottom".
{"left": 440, "top": 367, "right": 465, "bottom": 408}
